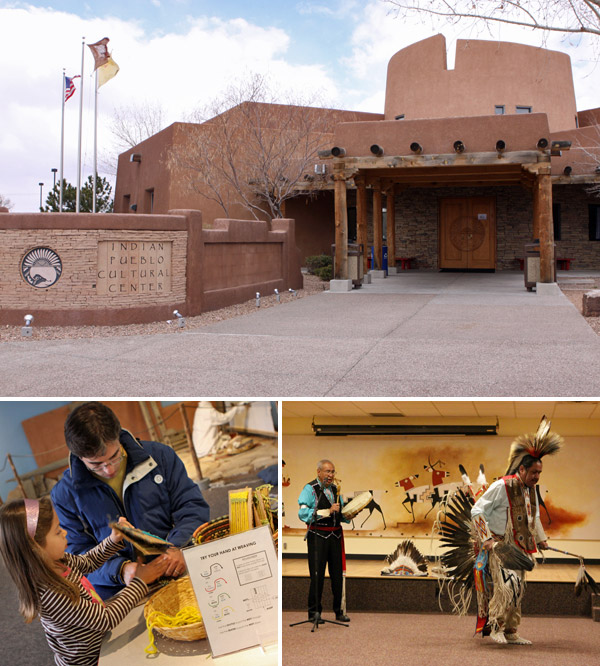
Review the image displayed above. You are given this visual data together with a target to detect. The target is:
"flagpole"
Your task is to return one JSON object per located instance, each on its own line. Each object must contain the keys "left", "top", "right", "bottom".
{"left": 59, "top": 69, "right": 65, "bottom": 212}
{"left": 93, "top": 69, "right": 98, "bottom": 213}
{"left": 76, "top": 36, "right": 85, "bottom": 213}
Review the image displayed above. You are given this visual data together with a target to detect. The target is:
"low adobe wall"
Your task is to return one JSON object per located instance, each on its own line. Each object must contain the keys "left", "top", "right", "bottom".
{"left": 0, "top": 209, "right": 302, "bottom": 326}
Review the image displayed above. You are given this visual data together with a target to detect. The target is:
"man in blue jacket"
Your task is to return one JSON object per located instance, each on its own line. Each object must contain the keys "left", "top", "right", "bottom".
{"left": 51, "top": 401, "right": 210, "bottom": 600}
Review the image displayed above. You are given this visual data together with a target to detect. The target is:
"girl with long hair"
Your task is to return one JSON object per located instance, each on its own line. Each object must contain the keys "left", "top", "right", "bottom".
{"left": 0, "top": 496, "right": 169, "bottom": 665}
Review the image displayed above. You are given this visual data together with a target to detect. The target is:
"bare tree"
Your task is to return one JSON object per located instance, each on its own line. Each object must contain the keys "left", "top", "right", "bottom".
{"left": 100, "top": 102, "right": 167, "bottom": 175}
{"left": 381, "top": 0, "right": 600, "bottom": 38}
{"left": 0, "top": 193, "right": 14, "bottom": 210}
{"left": 169, "top": 74, "right": 347, "bottom": 224}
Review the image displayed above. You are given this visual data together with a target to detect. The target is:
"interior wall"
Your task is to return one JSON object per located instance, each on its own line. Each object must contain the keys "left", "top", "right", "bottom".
{"left": 282, "top": 416, "right": 600, "bottom": 558}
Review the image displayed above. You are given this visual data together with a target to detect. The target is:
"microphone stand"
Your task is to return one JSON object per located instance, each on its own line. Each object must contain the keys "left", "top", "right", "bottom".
{"left": 289, "top": 482, "right": 348, "bottom": 632}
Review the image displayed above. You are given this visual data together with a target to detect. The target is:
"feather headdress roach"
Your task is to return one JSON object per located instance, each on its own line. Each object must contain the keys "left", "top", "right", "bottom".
{"left": 505, "top": 415, "right": 563, "bottom": 475}
{"left": 381, "top": 540, "right": 428, "bottom": 576}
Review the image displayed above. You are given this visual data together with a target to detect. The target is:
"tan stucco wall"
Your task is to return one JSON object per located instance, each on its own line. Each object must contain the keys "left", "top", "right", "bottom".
{"left": 0, "top": 212, "right": 302, "bottom": 326}
{"left": 333, "top": 112, "right": 551, "bottom": 157}
{"left": 384, "top": 34, "right": 577, "bottom": 132}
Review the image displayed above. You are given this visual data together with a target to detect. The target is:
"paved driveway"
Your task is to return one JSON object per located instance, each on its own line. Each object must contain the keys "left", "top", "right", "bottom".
{"left": 2, "top": 272, "right": 599, "bottom": 397}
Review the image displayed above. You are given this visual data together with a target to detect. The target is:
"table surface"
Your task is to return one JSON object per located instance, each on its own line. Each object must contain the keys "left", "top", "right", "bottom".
{"left": 99, "top": 603, "right": 278, "bottom": 665}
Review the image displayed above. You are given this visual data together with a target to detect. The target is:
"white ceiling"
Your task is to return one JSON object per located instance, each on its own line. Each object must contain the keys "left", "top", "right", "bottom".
{"left": 282, "top": 400, "right": 600, "bottom": 420}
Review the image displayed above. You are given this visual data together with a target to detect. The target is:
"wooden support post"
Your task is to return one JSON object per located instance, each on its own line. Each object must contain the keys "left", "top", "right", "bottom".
{"left": 179, "top": 403, "right": 203, "bottom": 480}
{"left": 7, "top": 454, "right": 28, "bottom": 498}
{"left": 373, "top": 180, "right": 382, "bottom": 270}
{"left": 333, "top": 163, "right": 348, "bottom": 280}
{"left": 138, "top": 401, "right": 159, "bottom": 441}
{"left": 356, "top": 175, "right": 368, "bottom": 274}
{"left": 535, "top": 171, "right": 555, "bottom": 283}
{"left": 385, "top": 185, "right": 396, "bottom": 269}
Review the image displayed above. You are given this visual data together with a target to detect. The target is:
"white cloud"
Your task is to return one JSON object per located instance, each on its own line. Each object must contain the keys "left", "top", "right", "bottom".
{"left": 0, "top": 6, "right": 339, "bottom": 211}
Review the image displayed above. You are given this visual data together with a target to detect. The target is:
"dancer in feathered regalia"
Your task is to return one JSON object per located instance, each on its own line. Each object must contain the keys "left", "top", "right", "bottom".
{"left": 470, "top": 416, "right": 562, "bottom": 644}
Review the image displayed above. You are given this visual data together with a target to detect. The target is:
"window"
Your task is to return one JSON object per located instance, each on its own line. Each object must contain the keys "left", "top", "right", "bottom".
{"left": 553, "top": 203, "right": 561, "bottom": 241}
{"left": 495, "top": 105, "right": 505, "bottom": 115}
{"left": 395, "top": 114, "right": 405, "bottom": 120}
{"left": 144, "top": 188, "right": 154, "bottom": 214}
{"left": 516, "top": 105, "right": 532, "bottom": 114}
{"left": 589, "top": 204, "right": 600, "bottom": 241}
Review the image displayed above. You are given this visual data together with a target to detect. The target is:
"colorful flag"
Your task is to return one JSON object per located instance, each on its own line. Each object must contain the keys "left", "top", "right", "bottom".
{"left": 87, "top": 37, "right": 110, "bottom": 70}
{"left": 97, "top": 55, "right": 120, "bottom": 87}
{"left": 64, "top": 75, "right": 80, "bottom": 102}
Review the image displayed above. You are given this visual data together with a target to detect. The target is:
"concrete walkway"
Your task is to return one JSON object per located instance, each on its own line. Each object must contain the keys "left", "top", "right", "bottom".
{"left": 2, "top": 271, "right": 600, "bottom": 397}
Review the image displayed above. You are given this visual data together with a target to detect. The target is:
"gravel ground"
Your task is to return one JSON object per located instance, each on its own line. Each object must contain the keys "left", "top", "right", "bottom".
{"left": 0, "top": 274, "right": 328, "bottom": 342}
{"left": 561, "top": 286, "right": 600, "bottom": 335}
{"left": 3, "top": 273, "right": 599, "bottom": 342}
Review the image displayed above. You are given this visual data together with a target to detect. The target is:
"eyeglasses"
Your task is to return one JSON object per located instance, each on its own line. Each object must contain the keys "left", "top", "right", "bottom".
{"left": 83, "top": 447, "right": 124, "bottom": 471}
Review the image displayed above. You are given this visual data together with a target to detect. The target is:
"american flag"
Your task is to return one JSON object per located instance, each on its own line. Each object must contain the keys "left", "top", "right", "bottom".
{"left": 64, "top": 75, "right": 80, "bottom": 102}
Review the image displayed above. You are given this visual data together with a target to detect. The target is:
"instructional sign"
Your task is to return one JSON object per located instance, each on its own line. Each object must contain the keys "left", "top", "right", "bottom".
{"left": 184, "top": 525, "right": 277, "bottom": 657}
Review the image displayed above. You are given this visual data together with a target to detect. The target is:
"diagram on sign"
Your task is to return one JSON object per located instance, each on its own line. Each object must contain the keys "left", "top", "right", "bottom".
{"left": 184, "top": 525, "right": 278, "bottom": 657}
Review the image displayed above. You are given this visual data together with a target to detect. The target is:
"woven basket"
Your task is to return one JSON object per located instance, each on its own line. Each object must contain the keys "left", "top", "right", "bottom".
{"left": 143, "top": 577, "right": 206, "bottom": 642}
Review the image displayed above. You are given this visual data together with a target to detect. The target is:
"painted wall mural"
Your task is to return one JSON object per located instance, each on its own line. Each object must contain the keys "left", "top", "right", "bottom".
{"left": 282, "top": 434, "right": 600, "bottom": 540}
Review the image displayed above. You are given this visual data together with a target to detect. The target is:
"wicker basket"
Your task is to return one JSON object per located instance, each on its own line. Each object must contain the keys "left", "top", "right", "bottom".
{"left": 143, "top": 577, "right": 207, "bottom": 642}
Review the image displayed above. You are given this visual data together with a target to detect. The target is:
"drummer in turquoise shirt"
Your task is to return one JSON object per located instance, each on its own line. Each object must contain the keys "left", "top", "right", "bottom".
{"left": 297, "top": 459, "right": 350, "bottom": 623}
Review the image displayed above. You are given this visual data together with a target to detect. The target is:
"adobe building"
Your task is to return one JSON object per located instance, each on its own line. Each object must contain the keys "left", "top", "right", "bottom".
{"left": 115, "top": 34, "right": 600, "bottom": 283}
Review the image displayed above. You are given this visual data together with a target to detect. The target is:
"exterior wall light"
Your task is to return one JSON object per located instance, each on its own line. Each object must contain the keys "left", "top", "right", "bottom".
{"left": 370, "top": 144, "right": 384, "bottom": 157}
{"left": 563, "top": 166, "right": 572, "bottom": 175}
{"left": 537, "top": 138, "right": 549, "bottom": 149}
{"left": 410, "top": 142, "right": 423, "bottom": 154}
{"left": 453, "top": 140, "right": 466, "bottom": 153}
{"left": 496, "top": 140, "right": 506, "bottom": 154}
{"left": 331, "top": 146, "right": 346, "bottom": 157}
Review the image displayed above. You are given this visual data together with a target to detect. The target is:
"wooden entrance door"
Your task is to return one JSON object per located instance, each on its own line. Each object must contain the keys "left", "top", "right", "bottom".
{"left": 439, "top": 197, "right": 496, "bottom": 269}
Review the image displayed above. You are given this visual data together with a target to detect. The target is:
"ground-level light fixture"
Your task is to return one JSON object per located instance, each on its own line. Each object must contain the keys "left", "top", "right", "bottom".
{"left": 173, "top": 309, "right": 185, "bottom": 328}
{"left": 22, "top": 314, "right": 34, "bottom": 338}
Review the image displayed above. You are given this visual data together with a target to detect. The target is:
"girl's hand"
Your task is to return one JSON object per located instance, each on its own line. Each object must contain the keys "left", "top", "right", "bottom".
{"left": 110, "top": 516, "right": 134, "bottom": 543}
{"left": 135, "top": 555, "right": 170, "bottom": 584}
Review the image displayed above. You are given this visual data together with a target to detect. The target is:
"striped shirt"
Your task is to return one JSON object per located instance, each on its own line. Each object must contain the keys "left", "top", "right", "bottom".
{"left": 39, "top": 536, "right": 148, "bottom": 666}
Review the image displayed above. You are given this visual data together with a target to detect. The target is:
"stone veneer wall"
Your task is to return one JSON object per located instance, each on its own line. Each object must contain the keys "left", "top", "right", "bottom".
{"left": 0, "top": 210, "right": 302, "bottom": 326}
{"left": 372, "top": 185, "right": 600, "bottom": 270}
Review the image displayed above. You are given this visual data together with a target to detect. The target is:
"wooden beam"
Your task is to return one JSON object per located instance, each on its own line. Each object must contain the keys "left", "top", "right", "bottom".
{"left": 385, "top": 185, "right": 396, "bottom": 269}
{"left": 179, "top": 403, "right": 203, "bottom": 481}
{"left": 7, "top": 454, "right": 28, "bottom": 498}
{"left": 535, "top": 172, "right": 555, "bottom": 283}
{"left": 372, "top": 180, "right": 383, "bottom": 270}
{"left": 338, "top": 150, "right": 549, "bottom": 171}
{"left": 333, "top": 163, "right": 348, "bottom": 280}
{"left": 355, "top": 175, "right": 368, "bottom": 275}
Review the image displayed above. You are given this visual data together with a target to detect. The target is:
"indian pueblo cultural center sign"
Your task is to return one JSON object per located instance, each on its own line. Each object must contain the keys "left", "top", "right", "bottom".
{"left": 96, "top": 240, "right": 172, "bottom": 295}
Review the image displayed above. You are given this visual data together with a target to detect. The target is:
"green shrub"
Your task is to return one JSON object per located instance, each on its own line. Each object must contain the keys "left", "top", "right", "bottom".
{"left": 315, "top": 265, "right": 332, "bottom": 281}
{"left": 305, "top": 254, "right": 332, "bottom": 275}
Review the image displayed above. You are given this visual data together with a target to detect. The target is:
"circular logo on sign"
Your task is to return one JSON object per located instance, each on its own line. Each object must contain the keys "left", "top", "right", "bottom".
{"left": 21, "top": 247, "right": 63, "bottom": 288}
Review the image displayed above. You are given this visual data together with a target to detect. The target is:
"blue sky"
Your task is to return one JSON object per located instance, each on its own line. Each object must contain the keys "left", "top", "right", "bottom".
{"left": 1, "top": 0, "right": 599, "bottom": 212}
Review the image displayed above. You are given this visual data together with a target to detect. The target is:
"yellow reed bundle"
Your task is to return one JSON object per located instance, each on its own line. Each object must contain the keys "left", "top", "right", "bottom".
{"left": 228, "top": 487, "right": 253, "bottom": 534}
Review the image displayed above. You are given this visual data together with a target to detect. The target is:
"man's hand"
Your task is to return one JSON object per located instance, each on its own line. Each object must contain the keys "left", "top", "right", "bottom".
{"left": 330, "top": 502, "right": 340, "bottom": 513}
{"left": 538, "top": 540, "right": 549, "bottom": 550}
{"left": 162, "top": 547, "right": 187, "bottom": 577}
{"left": 482, "top": 538, "right": 494, "bottom": 551}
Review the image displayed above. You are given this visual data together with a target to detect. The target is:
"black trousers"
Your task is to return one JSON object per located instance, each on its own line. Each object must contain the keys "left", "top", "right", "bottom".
{"left": 306, "top": 530, "right": 343, "bottom": 617}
